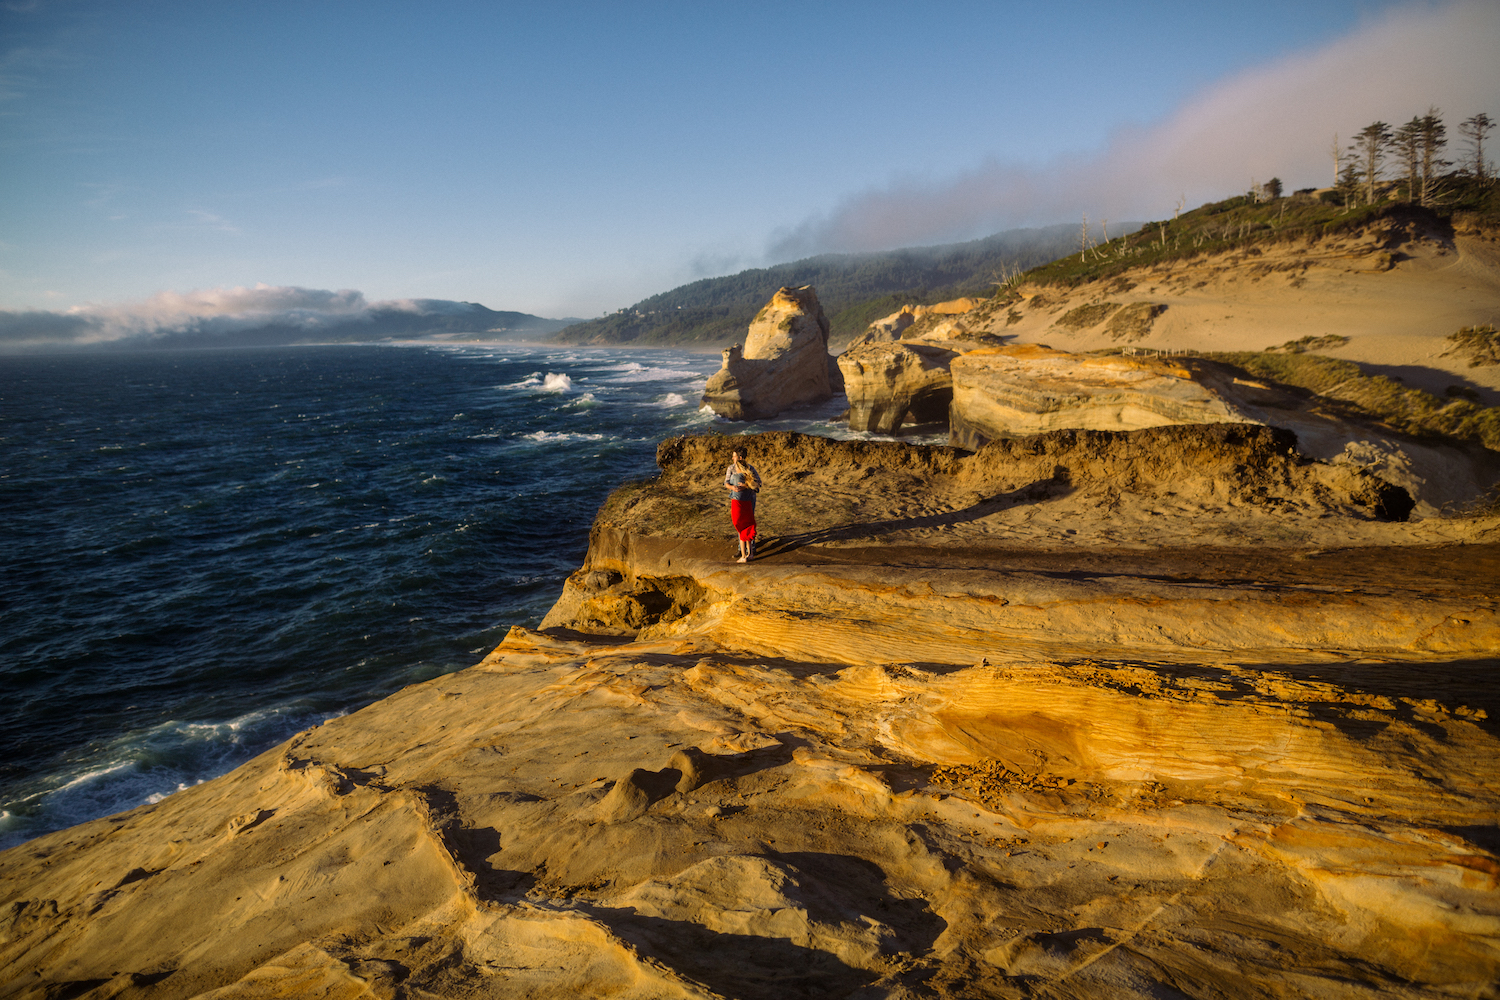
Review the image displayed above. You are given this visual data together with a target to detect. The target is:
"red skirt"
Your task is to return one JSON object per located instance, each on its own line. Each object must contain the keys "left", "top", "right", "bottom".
{"left": 730, "top": 499, "right": 757, "bottom": 541}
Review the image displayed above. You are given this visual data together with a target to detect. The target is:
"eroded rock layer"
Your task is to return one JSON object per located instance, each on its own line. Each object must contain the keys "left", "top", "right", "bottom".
{"left": 837, "top": 342, "right": 958, "bottom": 433}
{"left": 3, "top": 432, "right": 1498, "bottom": 1000}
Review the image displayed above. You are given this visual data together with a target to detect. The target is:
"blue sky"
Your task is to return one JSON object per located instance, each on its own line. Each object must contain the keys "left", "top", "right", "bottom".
{"left": 2, "top": 0, "right": 1496, "bottom": 324}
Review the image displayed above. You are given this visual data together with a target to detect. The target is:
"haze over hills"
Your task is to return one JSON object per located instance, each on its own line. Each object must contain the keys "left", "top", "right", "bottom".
{"left": 554, "top": 223, "right": 1136, "bottom": 349}
{"left": 0, "top": 292, "right": 578, "bottom": 353}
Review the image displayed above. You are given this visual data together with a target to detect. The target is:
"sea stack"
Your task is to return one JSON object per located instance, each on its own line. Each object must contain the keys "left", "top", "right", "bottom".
{"left": 701, "top": 285, "right": 834, "bottom": 420}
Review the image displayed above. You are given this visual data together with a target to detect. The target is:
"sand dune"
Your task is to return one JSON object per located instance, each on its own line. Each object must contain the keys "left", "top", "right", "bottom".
{"left": 929, "top": 225, "right": 1500, "bottom": 403}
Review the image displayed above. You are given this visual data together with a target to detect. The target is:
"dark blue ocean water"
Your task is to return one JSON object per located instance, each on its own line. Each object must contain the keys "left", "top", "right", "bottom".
{"left": 0, "top": 343, "right": 858, "bottom": 850}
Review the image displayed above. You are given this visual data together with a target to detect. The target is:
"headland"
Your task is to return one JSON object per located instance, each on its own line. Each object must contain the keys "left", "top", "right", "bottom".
{"left": 3, "top": 422, "right": 1498, "bottom": 999}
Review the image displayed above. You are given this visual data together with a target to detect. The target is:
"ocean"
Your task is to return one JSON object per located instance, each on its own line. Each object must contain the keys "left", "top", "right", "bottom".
{"left": 0, "top": 342, "right": 861, "bottom": 850}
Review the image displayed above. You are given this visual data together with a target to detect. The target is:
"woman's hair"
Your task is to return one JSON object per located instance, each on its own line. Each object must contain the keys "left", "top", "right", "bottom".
{"left": 731, "top": 446, "right": 747, "bottom": 461}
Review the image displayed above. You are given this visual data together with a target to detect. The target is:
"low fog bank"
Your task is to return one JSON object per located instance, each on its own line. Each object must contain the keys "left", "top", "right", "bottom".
{"left": 772, "top": 1, "right": 1500, "bottom": 258}
{"left": 0, "top": 285, "right": 577, "bottom": 353}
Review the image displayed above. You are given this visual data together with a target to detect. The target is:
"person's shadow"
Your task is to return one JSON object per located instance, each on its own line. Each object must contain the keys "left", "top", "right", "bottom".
{"left": 756, "top": 467, "right": 1073, "bottom": 558}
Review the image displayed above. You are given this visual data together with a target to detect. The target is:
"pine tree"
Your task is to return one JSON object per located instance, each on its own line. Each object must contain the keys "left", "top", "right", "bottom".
{"left": 1394, "top": 117, "right": 1422, "bottom": 202}
{"left": 1336, "top": 160, "right": 1363, "bottom": 208}
{"left": 1350, "top": 122, "right": 1393, "bottom": 205}
{"left": 1458, "top": 113, "right": 1494, "bottom": 180}
{"left": 1418, "top": 108, "right": 1448, "bottom": 206}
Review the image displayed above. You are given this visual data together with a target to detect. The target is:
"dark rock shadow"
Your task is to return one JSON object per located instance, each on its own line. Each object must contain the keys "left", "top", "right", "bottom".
{"left": 534, "top": 627, "right": 638, "bottom": 646}
{"left": 756, "top": 472, "right": 1073, "bottom": 559}
{"left": 1443, "top": 824, "right": 1500, "bottom": 855}
{"left": 696, "top": 649, "right": 979, "bottom": 680}
{"left": 1237, "top": 657, "right": 1500, "bottom": 735}
{"left": 589, "top": 912, "right": 877, "bottom": 999}
{"left": 580, "top": 851, "right": 944, "bottom": 999}
{"left": 1068, "top": 655, "right": 1500, "bottom": 737}
{"left": 415, "top": 785, "right": 538, "bottom": 901}
{"left": 764, "top": 850, "right": 948, "bottom": 953}
{"left": 679, "top": 740, "right": 797, "bottom": 788}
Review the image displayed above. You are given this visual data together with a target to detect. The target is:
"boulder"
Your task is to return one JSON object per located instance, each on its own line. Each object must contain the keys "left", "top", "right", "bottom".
{"left": 949, "top": 344, "right": 1253, "bottom": 449}
{"left": 701, "top": 286, "right": 833, "bottom": 420}
{"left": 837, "top": 341, "right": 959, "bottom": 433}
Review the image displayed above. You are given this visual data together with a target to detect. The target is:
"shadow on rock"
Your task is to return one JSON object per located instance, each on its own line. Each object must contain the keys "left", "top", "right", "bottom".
{"left": 597, "top": 912, "right": 879, "bottom": 999}
{"left": 758, "top": 471, "right": 1073, "bottom": 558}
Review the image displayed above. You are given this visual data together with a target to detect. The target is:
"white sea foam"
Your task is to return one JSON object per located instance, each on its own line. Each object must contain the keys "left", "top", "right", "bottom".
{"left": 542, "top": 373, "right": 573, "bottom": 392}
{"left": 146, "top": 780, "right": 203, "bottom": 804}
{"left": 520, "top": 430, "right": 605, "bottom": 443}
{"left": 48, "top": 761, "right": 135, "bottom": 796}
{"left": 657, "top": 393, "right": 688, "bottom": 407}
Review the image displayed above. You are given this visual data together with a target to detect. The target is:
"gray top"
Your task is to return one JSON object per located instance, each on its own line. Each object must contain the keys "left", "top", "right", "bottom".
{"left": 724, "top": 463, "right": 761, "bottom": 502}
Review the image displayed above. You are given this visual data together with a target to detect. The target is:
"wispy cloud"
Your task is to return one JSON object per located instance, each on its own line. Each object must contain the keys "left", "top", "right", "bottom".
{"left": 770, "top": 1, "right": 1500, "bottom": 259}
{"left": 183, "top": 209, "right": 239, "bottom": 233}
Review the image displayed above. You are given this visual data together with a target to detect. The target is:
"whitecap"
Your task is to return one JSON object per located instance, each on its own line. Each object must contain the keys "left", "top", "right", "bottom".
{"left": 602, "top": 365, "right": 700, "bottom": 384}
{"left": 657, "top": 393, "right": 688, "bottom": 407}
{"left": 499, "top": 371, "right": 544, "bottom": 389}
{"left": 542, "top": 373, "right": 573, "bottom": 392}
{"left": 48, "top": 761, "right": 135, "bottom": 796}
{"left": 520, "top": 431, "right": 606, "bottom": 443}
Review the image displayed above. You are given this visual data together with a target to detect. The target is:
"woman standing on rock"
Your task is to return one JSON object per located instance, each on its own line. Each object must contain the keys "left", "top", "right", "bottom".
{"left": 724, "top": 445, "right": 761, "bottom": 563}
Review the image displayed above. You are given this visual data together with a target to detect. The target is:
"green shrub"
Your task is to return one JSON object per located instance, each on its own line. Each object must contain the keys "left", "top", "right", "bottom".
{"left": 1446, "top": 324, "right": 1500, "bottom": 367}
{"left": 1055, "top": 302, "right": 1120, "bottom": 329}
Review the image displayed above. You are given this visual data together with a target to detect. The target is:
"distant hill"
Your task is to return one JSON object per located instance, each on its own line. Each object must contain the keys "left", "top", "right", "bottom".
{"left": 137, "top": 301, "right": 579, "bottom": 349}
{"left": 554, "top": 224, "right": 1131, "bottom": 348}
{"left": 0, "top": 298, "right": 579, "bottom": 352}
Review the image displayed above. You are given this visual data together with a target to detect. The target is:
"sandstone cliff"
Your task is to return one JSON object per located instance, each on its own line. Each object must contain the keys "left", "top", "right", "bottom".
{"left": 837, "top": 342, "right": 958, "bottom": 434}
{"left": 701, "top": 286, "right": 836, "bottom": 421}
{"left": 4, "top": 430, "right": 1498, "bottom": 1000}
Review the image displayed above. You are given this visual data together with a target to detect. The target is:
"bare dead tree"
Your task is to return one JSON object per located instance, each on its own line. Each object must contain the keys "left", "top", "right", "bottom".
{"left": 1458, "top": 113, "right": 1494, "bottom": 180}
{"left": 1330, "top": 133, "right": 1342, "bottom": 187}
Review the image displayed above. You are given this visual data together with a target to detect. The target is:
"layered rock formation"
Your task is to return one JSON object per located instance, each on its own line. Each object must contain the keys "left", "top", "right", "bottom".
{"left": 4, "top": 430, "right": 1498, "bottom": 1000}
{"left": 830, "top": 337, "right": 1496, "bottom": 514}
{"left": 948, "top": 345, "right": 1255, "bottom": 448}
{"left": 700, "top": 286, "right": 835, "bottom": 420}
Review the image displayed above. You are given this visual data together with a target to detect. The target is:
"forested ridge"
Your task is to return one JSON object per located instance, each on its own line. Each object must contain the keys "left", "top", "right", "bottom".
{"left": 553, "top": 223, "right": 1108, "bottom": 347}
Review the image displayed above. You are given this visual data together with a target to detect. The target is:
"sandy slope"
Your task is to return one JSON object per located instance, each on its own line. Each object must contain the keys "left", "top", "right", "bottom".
{"left": 966, "top": 229, "right": 1500, "bottom": 402}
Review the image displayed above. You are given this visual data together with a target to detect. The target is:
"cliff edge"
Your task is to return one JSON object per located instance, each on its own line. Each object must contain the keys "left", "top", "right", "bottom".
{"left": 3, "top": 430, "right": 1498, "bottom": 999}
